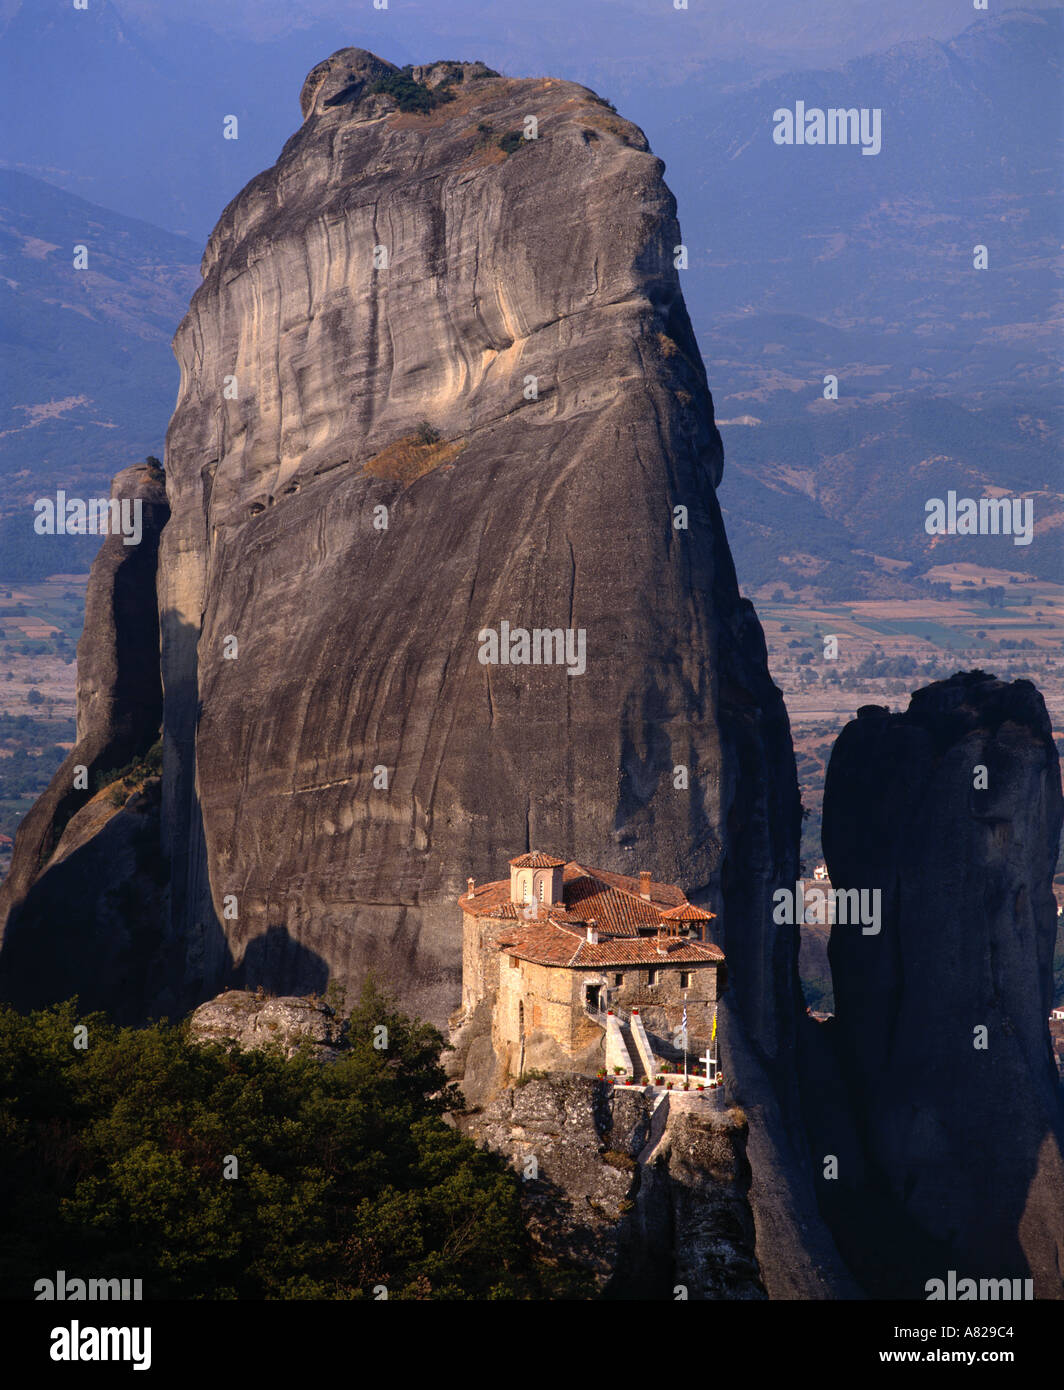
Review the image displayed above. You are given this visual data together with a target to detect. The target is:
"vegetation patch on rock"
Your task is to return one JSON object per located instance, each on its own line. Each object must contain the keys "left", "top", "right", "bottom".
{"left": 367, "top": 66, "right": 457, "bottom": 114}
{"left": 363, "top": 430, "right": 464, "bottom": 487}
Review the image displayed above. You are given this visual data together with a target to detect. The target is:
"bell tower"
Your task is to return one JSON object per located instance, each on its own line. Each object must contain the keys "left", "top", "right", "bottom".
{"left": 508, "top": 851, "right": 565, "bottom": 907}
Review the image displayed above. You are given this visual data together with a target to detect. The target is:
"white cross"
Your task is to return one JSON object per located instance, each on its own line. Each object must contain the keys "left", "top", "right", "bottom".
{"left": 700, "top": 1048, "right": 716, "bottom": 1076}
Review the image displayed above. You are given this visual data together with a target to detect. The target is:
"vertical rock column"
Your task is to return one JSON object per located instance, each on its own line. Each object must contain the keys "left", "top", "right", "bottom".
{"left": 822, "top": 672, "right": 1064, "bottom": 1296}
{"left": 0, "top": 463, "right": 171, "bottom": 1016}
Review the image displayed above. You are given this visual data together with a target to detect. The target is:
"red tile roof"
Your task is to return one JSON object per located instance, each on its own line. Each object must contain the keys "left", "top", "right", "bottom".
{"left": 459, "top": 859, "right": 716, "bottom": 941}
{"left": 509, "top": 851, "right": 566, "bottom": 868}
{"left": 662, "top": 902, "right": 716, "bottom": 922}
{"left": 563, "top": 861, "right": 696, "bottom": 935}
{"left": 496, "top": 918, "right": 724, "bottom": 969}
{"left": 462, "top": 881, "right": 516, "bottom": 914}
{"left": 485, "top": 903, "right": 522, "bottom": 919}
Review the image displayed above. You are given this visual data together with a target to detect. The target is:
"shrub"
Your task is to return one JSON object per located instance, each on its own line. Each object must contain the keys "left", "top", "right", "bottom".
{"left": 414, "top": 420, "right": 442, "bottom": 446}
{"left": 497, "top": 131, "right": 524, "bottom": 156}
{"left": 0, "top": 987, "right": 562, "bottom": 1299}
{"left": 602, "top": 1149, "right": 636, "bottom": 1173}
{"left": 367, "top": 67, "right": 456, "bottom": 115}
{"left": 92, "top": 738, "right": 163, "bottom": 796}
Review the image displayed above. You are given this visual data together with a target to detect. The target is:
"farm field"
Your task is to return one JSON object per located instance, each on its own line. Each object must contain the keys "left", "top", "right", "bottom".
{"left": 754, "top": 565, "right": 1064, "bottom": 1011}
{"left": 0, "top": 574, "right": 84, "bottom": 872}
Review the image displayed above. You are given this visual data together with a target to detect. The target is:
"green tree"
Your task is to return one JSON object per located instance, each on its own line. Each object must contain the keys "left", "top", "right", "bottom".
{"left": 0, "top": 988, "right": 563, "bottom": 1300}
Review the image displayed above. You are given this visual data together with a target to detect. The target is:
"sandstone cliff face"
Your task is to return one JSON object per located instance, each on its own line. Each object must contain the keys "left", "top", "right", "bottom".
{"left": 0, "top": 51, "right": 848, "bottom": 1297}
{"left": 159, "top": 48, "right": 798, "bottom": 1031}
{"left": 156, "top": 53, "right": 839, "bottom": 1291}
{"left": 461, "top": 1074, "right": 764, "bottom": 1299}
{"left": 0, "top": 464, "right": 171, "bottom": 1020}
{"left": 819, "top": 672, "right": 1064, "bottom": 1297}
{"left": 154, "top": 48, "right": 847, "bottom": 1296}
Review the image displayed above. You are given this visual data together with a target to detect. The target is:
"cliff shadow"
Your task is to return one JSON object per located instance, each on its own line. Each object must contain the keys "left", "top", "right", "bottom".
{"left": 0, "top": 785, "right": 171, "bottom": 1025}
{"left": 154, "top": 608, "right": 236, "bottom": 1018}
{"left": 234, "top": 923, "right": 330, "bottom": 998}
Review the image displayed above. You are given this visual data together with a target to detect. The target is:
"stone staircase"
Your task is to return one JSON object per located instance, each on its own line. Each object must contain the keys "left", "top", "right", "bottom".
{"left": 589, "top": 1006, "right": 676, "bottom": 1080}
{"left": 627, "top": 1011, "right": 658, "bottom": 1079}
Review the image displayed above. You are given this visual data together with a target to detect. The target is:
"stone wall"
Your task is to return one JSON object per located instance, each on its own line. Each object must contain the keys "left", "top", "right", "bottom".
{"left": 496, "top": 955, "right": 604, "bottom": 1072}
{"left": 610, "top": 961, "right": 718, "bottom": 1050}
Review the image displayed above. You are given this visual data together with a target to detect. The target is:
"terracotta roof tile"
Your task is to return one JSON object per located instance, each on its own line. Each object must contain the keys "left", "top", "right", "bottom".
{"left": 460, "top": 860, "right": 714, "bottom": 940}
{"left": 497, "top": 919, "right": 724, "bottom": 969}
{"left": 559, "top": 869, "right": 673, "bottom": 935}
{"left": 662, "top": 902, "right": 716, "bottom": 922}
{"left": 509, "top": 851, "right": 566, "bottom": 868}
{"left": 460, "top": 881, "right": 514, "bottom": 913}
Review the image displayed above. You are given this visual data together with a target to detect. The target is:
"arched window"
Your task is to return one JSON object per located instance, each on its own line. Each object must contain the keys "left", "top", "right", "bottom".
{"left": 538, "top": 875, "right": 546, "bottom": 901}
{"left": 522, "top": 874, "right": 532, "bottom": 903}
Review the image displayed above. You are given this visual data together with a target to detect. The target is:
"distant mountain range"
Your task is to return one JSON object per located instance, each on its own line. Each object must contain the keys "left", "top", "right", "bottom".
{"left": 0, "top": 171, "right": 199, "bottom": 576}
{"left": 0, "top": 5, "right": 1058, "bottom": 590}
{"left": 663, "top": 8, "right": 1063, "bottom": 592}
{"left": 3, "top": 0, "right": 1051, "bottom": 241}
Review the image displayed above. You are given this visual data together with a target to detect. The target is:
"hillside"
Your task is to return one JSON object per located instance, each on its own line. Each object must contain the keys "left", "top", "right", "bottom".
{"left": 0, "top": 172, "right": 199, "bottom": 577}
{"left": 665, "top": 9, "right": 1064, "bottom": 596}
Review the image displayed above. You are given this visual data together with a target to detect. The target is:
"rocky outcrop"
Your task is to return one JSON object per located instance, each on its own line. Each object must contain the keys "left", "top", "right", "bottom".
{"left": 0, "top": 463, "right": 171, "bottom": 1020}
{"left": 819, "top": 672, "right": 1064, "bottom": 1297}
{"left": 187, "top": 989, "right": 348, "bottom": 1059}
{"left": 461, "top": 1073, "right": 764, "bottom": 1299}
{"left": 0, "top": 50, "right": 851, "bottom": 1296}
{"left": 156, "top": 51, "right": 840, "bottom": 1292}
{"left": 159, "top": 50, "right": 799, "bottom": 1035}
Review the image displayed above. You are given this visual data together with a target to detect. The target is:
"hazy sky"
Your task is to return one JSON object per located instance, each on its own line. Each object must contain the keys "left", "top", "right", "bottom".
{"left": 2, "top": 1, "right": 1060, "bottom": 239}
{"left": 106, "top": 0, "right": 1028, "bottom": 59}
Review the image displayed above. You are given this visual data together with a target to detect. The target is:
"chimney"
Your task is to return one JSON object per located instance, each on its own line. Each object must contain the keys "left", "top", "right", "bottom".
{"left": 586, "top": 918, "right": 598, "bottom": 945}
{"left": 639, "top": 870, "right": 651, "bottom": 900}
{"left": 467, "top": 877, "right": 475, "bottom": 896}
